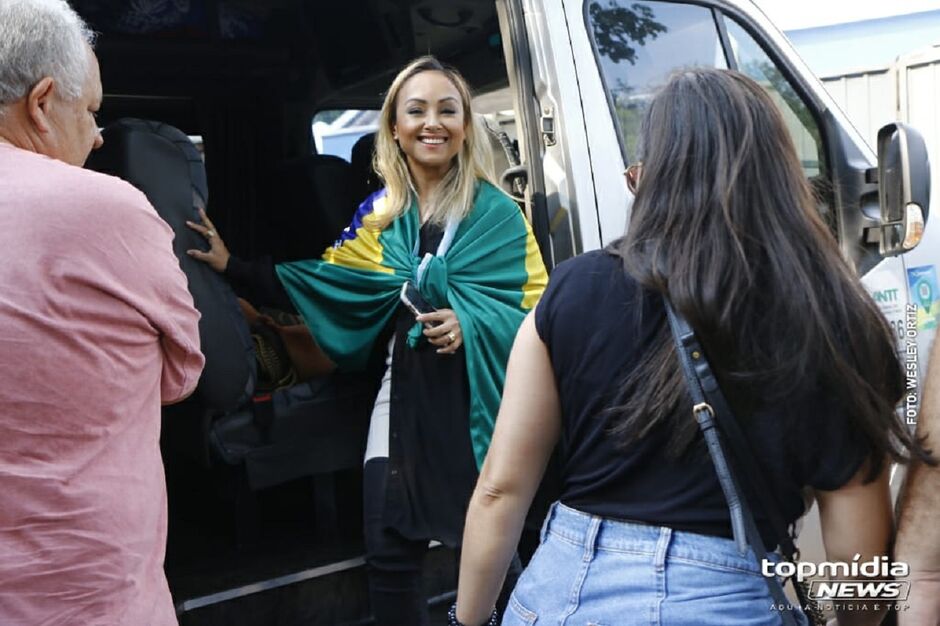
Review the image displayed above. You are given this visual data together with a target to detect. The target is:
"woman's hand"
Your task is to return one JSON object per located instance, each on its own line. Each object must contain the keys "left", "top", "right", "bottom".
{"left": 418, "top": 309, "right": 463, "bottom": 355}
{"left": 186, "top": 207, "right": 231, "bottom": 273}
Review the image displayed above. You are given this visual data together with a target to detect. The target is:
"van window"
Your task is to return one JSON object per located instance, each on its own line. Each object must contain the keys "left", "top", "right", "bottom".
{"left": 722, "top": 18, "right": 826, "bottom": 178}
{"left": 312, "top": 109, "right": 379, "bottom": 160}
{"left": 586, "top": 1, "right": 728, "bottom": 163}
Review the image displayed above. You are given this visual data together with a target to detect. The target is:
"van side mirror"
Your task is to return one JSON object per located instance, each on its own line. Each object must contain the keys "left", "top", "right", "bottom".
{"left": 877, "top": 122, "right": 930, "bottom": 256}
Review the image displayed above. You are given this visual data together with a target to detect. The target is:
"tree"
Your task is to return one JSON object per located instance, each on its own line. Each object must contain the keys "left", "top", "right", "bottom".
{"left": 589, "top": 1, "right": 666, "bottom": 65}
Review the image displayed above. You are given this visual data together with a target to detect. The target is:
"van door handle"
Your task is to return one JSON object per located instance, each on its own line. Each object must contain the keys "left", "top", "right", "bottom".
{"left": 500, "top": 164, "right": 528, "bottom": 199}
{"left": 540, "top": 106, "right": 556, "bottom": 147}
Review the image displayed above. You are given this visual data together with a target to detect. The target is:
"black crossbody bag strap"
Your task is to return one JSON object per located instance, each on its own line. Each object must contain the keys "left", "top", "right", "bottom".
{"left": 666, "top": 304, "right": 798, "bottom": 557}
{"left": 664, "top": 301, "right": 803, "bottom": 626}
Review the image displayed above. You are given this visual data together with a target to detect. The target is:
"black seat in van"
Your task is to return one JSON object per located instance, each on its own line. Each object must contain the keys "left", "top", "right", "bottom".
{"left": 269, "top": 154, "right": 358, "bottom": 261}
{"left": 86, "top": 119, "right": 375, "bottom": 537}
{"left": 349, "top": 132, "right": 382, "bottom": 204}
{"left": 85, "top": 118, "right": 256, "bottom": 418}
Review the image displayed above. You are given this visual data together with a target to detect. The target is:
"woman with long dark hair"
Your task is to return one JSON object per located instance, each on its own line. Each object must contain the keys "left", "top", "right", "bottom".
{"left": 451, "top": 68, "right": 929, "bottom": 626}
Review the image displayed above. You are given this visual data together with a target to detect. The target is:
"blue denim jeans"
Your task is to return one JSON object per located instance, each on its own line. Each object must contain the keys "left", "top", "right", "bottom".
{"left": 503, "top": 502, "right": 808, "bottom": 626}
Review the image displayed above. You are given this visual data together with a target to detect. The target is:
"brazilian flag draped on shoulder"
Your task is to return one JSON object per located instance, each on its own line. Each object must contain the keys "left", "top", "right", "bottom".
{"left": 275, "top": 180, "right": 547, "bottom": 469}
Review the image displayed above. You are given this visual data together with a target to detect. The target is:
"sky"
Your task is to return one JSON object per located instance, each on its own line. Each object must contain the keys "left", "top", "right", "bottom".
{"left": 750, "top": 0, "right": 940, "bottom": 30}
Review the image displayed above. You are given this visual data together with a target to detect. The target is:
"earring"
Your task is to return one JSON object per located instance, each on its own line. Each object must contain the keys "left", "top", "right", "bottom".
{"left": 625, "top": 162, "right": 642, "bottom": 194}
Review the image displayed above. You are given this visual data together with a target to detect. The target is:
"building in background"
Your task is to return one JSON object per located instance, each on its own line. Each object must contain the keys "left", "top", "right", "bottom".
{"left": 785, "top": 9, "right": 940, "bottom": 77}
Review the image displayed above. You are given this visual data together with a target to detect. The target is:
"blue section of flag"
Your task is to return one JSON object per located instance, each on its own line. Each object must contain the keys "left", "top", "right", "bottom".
{"left": 335, "top": 189, "right": 386, "bottom": 246}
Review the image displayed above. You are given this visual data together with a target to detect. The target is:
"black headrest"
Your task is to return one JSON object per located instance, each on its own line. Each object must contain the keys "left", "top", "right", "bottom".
{"left": 271, "top": 154, "right": 357, "bottom": 261}
{"left": 349, "top": 132, "right": 382, "bottom": 201}
{"left": 309, "top": 155, "right": 357, "bottom": 237}
{"left": 85, "top": 118, "right": 255, "bottom": 413}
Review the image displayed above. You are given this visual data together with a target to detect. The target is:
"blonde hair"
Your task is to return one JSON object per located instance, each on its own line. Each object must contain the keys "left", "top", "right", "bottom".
{"left": 372, "top": 55, "right": 497, "bottom": 227}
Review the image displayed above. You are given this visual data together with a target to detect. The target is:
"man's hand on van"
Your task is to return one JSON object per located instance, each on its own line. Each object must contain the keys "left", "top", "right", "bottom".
{"left": 187, "top": 207, "right": 231, "bottom": 273}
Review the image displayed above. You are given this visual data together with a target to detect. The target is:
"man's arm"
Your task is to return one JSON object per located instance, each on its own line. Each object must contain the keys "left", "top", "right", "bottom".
{"left": 101, "top": 184, "right": 205, "bottom": 404}
{"left": 896, "top": 337, "right": 940, "bottom": 625}
{"left": 815, "top": 460, "right": 894, "bottom": 626}
{"left": 147, "top": 216, "right": 205, "bottom": 404}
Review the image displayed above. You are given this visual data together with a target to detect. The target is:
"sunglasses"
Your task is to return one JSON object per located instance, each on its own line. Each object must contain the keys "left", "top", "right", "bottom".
{"left": 624, "top": 162, "right": 642, "bottom": 194}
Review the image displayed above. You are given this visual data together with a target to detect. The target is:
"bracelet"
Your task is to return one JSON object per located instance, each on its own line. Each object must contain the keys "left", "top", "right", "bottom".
{"left": 447, "top": 602, "right": 498, "bottom": 626}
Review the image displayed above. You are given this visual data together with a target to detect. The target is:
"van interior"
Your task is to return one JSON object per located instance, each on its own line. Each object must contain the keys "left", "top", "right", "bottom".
{"left": 73, "top": 1, "right": 528, "bottom": 624}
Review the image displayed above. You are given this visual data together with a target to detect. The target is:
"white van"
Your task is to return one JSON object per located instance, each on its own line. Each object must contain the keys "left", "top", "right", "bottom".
{"left": 71, "top": 0, "right": 933, "bottom": 622}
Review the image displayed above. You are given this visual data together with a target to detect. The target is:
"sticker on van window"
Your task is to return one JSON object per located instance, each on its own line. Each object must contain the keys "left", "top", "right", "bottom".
{"left": 907, "top": 266, "right": 938, "bottom": 331}
{"left": 863, "top": 259, "right": 907, "bottom": 350}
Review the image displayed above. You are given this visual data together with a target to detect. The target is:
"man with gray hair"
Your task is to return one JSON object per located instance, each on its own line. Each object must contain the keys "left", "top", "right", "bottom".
{"left": 0, "top": 0, "right": 103, "bottom": 165}
{"left": 0, "top": 1, "right": 204, "bottom": 624}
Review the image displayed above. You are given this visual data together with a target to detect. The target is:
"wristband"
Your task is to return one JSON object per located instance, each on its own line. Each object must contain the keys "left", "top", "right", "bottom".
{"left": 447, "top": 602, "right": 498, "bottom": 626}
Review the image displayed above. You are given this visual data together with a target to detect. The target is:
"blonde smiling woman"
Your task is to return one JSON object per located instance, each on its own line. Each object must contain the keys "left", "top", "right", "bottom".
{"left": 191, "top": 55, "right": 548, "bottom": 625}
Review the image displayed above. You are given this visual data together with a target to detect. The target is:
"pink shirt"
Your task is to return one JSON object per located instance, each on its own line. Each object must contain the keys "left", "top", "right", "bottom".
{"left": 0, "top": 143, "right": 204, "bottom": 625}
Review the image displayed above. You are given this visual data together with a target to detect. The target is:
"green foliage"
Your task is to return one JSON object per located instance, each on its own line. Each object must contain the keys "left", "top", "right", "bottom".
{"left": 740, "top": 58, "right": 825, "bottom": 175}
{"left": 589, "top": 1, "right": 667, "bottom": 161}
{"left": 589, "top": 1, "right": 666, "bottom": 65}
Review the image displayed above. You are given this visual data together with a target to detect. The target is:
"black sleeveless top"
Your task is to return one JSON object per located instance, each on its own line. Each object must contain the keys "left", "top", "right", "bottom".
{"left": 534, "top": 249, "right": 871, "bottom": 547}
